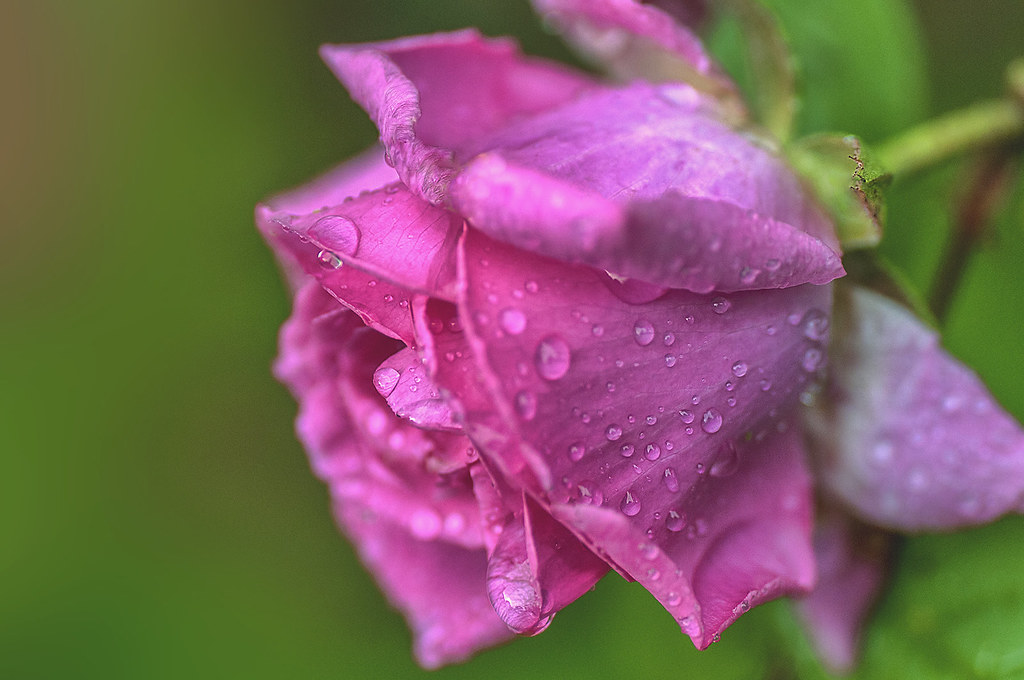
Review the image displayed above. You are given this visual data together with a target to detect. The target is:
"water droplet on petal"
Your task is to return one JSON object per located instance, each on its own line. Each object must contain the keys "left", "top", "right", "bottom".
{"left": 372, "top": 366, "right": 400, "bottom": 397}
{"left": 802, "top": 347, "right": 823, "bottom": 372}
{"left": 619, "top": 491, "right": 642, "bottom": 517}
{"left": 765, "top": 258, "right": 781, "bottom": 271}
{"left": 711, "top": 297, "right": 731, "bottom": 314}
{"left": 759, "top": 378, "right": 772, "bottom": 392}
{"left": 666, "top": 510, "right": 685, "bottom": 532}
{"left": 316, "top": 249, "right": 342, "bottom": 269}
{"left": 568, "top": 442, "right": 586, "bottom": 462}
{"left": 731, "top": 361, "right": 748, "bottom": 377}
{"left": 535, "top": 335, "right": 571, "bottom": 380}
{"left": 620, "top": 443, "right": 635, "bottom": 458}
{"left": 663, "top": 468, "right": 680, "bottom": 493}
{"left": 499, "top": 308, "right": 527, "bottom": 335}
{"left": 663, "top": 332, "right": 676, "bottom": 347}
{"left": 515, "top": 391, "right": 537, "bottom": 420}
{"left": 605, "top": 424, "right": 623, "bottom": 441}
{"left": 644, "top": 443, "right": 662, "bottom": 461}
{"left": 525, "top": 280, "right": 539, "bottom": 293}
{"left": 664, "top": 354, "right": 677, "bottom": 368}
{"left": 633, "top": 319, "right": 655, "bottom": 346}
{"left": 409, "top": 508, "right": 442, "bottom": 539}
{"left": 801, "top": 309, "right": 830, "bottom": 341}
{"left": 592, "top": 324, "right": 605, "bottom": 337}
{"left": 311, "top": 215, "right": 360, "bottom": 255}
{"left": 701, "top": 408, "right": 723, "bottom": 434}
{"left": 679, "top": 409, "right": 695, "bottom": 424}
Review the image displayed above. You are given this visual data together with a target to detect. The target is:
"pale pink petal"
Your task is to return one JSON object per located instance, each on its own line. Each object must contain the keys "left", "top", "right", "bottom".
{"left": 531, "top": 0, "right": 735, "bottom": 98}
{"left": 795, "top": 513, "right": 891, "bottom": 673}
{"left": 320, "top": 30, "right": 594, "bottom": 204}
{"left": 262, "top": 147, "right": 397, "bottom": 216}
{"left": 807, "top": 285, "right": 1024, "bottom": 531}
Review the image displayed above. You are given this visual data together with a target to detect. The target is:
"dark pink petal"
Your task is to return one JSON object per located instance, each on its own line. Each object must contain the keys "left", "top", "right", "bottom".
{"left": 320, "top": 31, "right": 594, "bottom": 205}
{"left": 807, "top": 285, "right": 1024, "bottom": 531}
{"left": 452, "top": 83, "right": 842, "bottom": 292}
{"left": 446, "top": 229, "right": 825, "bottom": 644}
{"left": 795, "top": 513, "right": 891, "bottom": 673}
{"left": 374, "top": 346, "right": 461, "bottom": 432}
{"left": 274, "top": 283, "right": 512, "bottom": 666}
{"left": 531, "top": 0, "right": 735, "bottom": 99}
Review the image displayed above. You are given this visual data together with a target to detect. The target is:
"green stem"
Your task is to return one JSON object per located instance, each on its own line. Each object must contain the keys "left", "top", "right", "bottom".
{"left": 875, "top": 100, "right": 1024, "bottom": 180}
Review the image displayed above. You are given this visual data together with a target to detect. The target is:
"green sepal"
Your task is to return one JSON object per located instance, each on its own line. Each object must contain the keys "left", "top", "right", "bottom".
{"left": 788, "top": 133, "right": 891, "bottom": 251}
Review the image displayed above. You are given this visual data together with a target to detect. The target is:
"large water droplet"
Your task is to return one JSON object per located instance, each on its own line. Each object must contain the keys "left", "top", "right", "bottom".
{"left": 605, "top": 424, "right": 623, "bottom": 441}
{"left": 731, "top": 361, "right": 748, "bottom": 377}
{"left": 535, "top": 335, "right": 571, "bottom": 380}
{"left": 663, "top": 467, "right": 680, "bottom": 492}
{"left": 666, "top": 510, "right": 685, "bottom": 532}
{"left": 311, "top": 214, "right": 361, "bottom": 256}
{"left": 633, "top": 319, "right": 655, "bottom": 346}
{"left": 701, "top": 408, "right": 723, "bottom": 434}
{"left": 499, "top": 308, "right": 527, "bottom": 335}
{"left": 644, "top": 443, "right": 662, "bottom": 461}
{"left": 316, "top": 249, "right": 342, "bottom": 270}
{"left": 711, "top": 297, "right": 731, "bottom": 314}
{"left": 619, "top": 491, "right": 642, "bottom": 517}
{"left": 620, "top": 443, "right": 635, "bottom": 458}
{"left": 372, "top": 366, "right": 400, "bottom": 398}
{"left": 515, "top": 390, "right": 537, "bottom": 420}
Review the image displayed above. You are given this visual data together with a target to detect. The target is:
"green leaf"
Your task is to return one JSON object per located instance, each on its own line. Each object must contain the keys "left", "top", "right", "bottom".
{"left": 788, "top": 133, "right": 890, "bottom": 250}
{"left": 710, "top": 0, "right": 929, "bottom": 141}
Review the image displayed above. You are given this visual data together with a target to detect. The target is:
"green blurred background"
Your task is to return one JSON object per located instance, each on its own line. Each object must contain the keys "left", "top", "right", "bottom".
{"left": 3, "top": 1, "right": 1024, "bottom": 678}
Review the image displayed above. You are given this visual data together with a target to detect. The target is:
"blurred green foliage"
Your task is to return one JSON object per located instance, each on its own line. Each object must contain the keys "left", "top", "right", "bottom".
{"left": 3, "top": 1, "right": 1024, "bottom": 678}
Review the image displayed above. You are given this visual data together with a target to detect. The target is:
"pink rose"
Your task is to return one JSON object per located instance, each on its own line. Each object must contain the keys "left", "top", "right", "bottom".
{"left": 257, "top": 0, "right": 1024, "bottom": 671}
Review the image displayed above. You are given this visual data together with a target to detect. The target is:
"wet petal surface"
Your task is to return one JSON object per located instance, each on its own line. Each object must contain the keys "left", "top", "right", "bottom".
{"left": 452, "top": 83, "right": 841, "bottom": 292}
{"left": 448, "top": 229, "right": 825, "bottom": 644}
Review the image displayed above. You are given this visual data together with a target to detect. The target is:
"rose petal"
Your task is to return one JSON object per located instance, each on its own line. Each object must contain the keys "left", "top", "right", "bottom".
{"left": 320, "top": 30, "right": 594, "bottom": 205}
{"left": 795, "top": 512, "right": 891, "bottom": 673}
{"left": 550, "top": 425, "right": 815, "bottom": 647}
{"left": 452, "top": 83, "right": 842, "bottom": 292}
{"left": 335, "top": 504, "right": 513, "bottom": 669}
{"left": 257, "top": 197, "right": 425, "bottom": 345}
{"left": 374, "top": 346, "right": 462, "bottom": 432}
{"left": 531, "top": 0, "right": 737, "bottom": 103}
{"left": 273, "top": 283, "right": 512, "bottom": 666}
{"left": 476, "top": 466, "right": 608, "bottom": 634}
{"left": 807, "top": 284, "right": 1024, "bottom": 530}
{"left": 267, "top": 182, "right": 462, "bottom": 299}
{"left": 445, "top": 228, "right": 825, "bottom": 644}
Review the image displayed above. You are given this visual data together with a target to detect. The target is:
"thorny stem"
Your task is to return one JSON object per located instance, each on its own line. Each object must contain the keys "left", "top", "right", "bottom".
{"left": 875, "top": 100, "right": 1024, "bottom": 180}
{"left": 928, "top": 149, "right": 1020, "bottom": 324}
